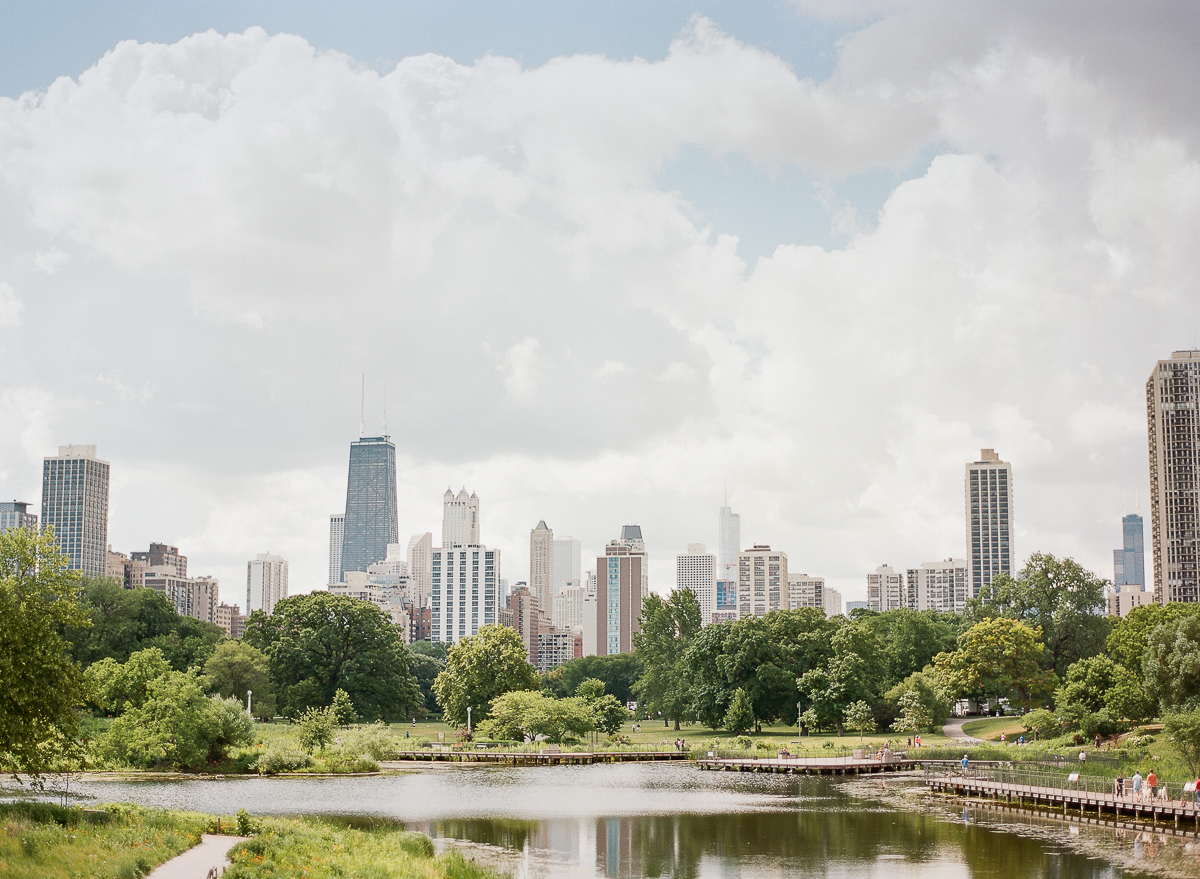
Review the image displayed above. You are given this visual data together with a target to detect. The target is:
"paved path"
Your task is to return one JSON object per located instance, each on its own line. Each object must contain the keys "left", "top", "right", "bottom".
{"left": 146, "top": 834, "right": 248, "bottom": 878}
{"left": 942, "top": 717, "right": 984, "bottom": 744}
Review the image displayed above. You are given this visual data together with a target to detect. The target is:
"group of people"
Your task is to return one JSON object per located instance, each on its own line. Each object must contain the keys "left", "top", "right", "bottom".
{"left": 905, "top": 735, "right": 922, "bottom": 748}
{"left": 673, "top": 738, "right": 688, "bottom": 752}
{"left": 1112, "top": 769, "right": 1196, "bottom": 804}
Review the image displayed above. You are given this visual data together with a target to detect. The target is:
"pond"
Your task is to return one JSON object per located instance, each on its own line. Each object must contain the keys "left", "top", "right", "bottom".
{"left": 15, "top": 764, "right": 1200, "bottom": 878}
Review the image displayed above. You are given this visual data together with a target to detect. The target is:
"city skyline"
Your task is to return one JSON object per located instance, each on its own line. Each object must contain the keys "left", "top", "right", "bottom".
{"left": 1, "top": 7, "right": 1195, "bottom": 602}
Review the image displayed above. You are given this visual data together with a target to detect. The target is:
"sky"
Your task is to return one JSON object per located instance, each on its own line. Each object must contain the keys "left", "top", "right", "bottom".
{"left": 1, "top": 0, "right": 1198, "bottom": 605}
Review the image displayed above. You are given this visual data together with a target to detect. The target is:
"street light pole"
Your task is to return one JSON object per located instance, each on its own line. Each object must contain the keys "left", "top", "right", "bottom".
{"left": 467, "top": 706, "right": 472, "bottom": 735}
{"left": 797, "top": 702, "right": 802, "bottom": 739}
{"left": 247, "top": 690, "right": 253, "bottom": 719}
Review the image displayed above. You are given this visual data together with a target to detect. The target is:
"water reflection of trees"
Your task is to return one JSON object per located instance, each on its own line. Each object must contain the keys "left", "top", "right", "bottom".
{"left": 430, "top": 808, "right": 1128, "bottom": 879}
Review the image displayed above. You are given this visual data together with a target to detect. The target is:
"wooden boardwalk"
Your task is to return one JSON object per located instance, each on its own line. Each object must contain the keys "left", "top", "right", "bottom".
{"left": 385, "top": 750, "right": 689, "bottom": 765}
{"left": 697, "top": 755, "right": 916, "bottom": 775}
{"left": 927, "top": 771, "right": 1200, "bottom": 831}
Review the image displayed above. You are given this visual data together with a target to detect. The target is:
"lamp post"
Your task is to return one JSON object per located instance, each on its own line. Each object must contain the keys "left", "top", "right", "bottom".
{"left": 467, "top": 706, "right": 472, "bottom": 735}
{"left": 247, "top": 690, "right": 253, "bottom": 719}
{"left": 798, "top": 702, "right": 802, "bottom": 739}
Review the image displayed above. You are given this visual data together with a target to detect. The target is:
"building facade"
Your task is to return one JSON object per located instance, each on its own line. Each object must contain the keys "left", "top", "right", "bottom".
{"left": 247, "top": 552, "right": 289, "bottom": 615}
{"left": 328, "top": 514, "right": 344, "bottom": 585}
{"left": 442, "top": 488, "right": 480, "bottom": 547}
{"left": 1113, "top": 513, "right": 1146, "bottom": 588}
{"left": 718, "top": 505, "right": 741, "bottom": 584}
{"left": 0, "top": 500, "right": 37, "bottom": 533}
{"left": 553, "top": 535, "right": 581, "bottom": 593}
{"left": 592, "top": 527, "right": 648, "bottom": 655}
{"left": 407, "top": 531, "right": 434, "bottom": 607}
{"left": 1147, "top": 354, "right": 1200, "bottom": 603}
{"left": 737, "top": 545, "right": 788, "bottom": 618}
{"left": 530, "top": 520, "right": 555, "bottom": 619}
{"left": 215, "top": 603, "right": 246, "bottom": 639}
{"left": 132, "top": 542, "right": 187, "bottom": 578}
{"left": 1108, "top": 584, "right": 1154, "bottom": 618}
{"left": 430, "top": 545, "right": 499, "bottom": 644}
{"left": 341, "top": 436, "right": 398, "bottom": 580}
{"left": 966, "top": 448, "right": 1014, "bottom": 597}
{"left": 145, "top": 567, "right": 217, "bottom": 623}
{"left": 787, "top": 573, "right": 841, "bottom": 616}
{"left": 905, "top": 559, "right": 969, "bottom": 614}
{"left": 676, "top": 543, "right": 716, "bottom": 624}
{"left": 867, "top": 564, "right": 905, "bottom": 612}
{"left": 713, "top": 580, "right": 738, "bottom": 623}
{"left": 552, "top": 584, "right": 584, "bottom": 630}
{"left": 41, "top": 444, "right": 110, "bottom": 576}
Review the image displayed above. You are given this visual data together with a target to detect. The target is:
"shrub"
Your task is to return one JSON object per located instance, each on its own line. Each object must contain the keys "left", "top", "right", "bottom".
{"left": 734, "top": 735, "right": 752, "bottom": 749}
{"left": 754, "top": 739, "right": 774, "bottom": 751}
{"left": 254, "top": 741, "right": 312, "bottom": 774}
{"left": 606, "top": 733, "right": 632, "bottom": 746}
{"left": 236, "top": 809, "right": 261, "bottom": 836}
{"left": 337, "top": 722, "right": 397, "bottom": 760}
{"left": 296, "top": 706, "right": 336, "bottom": 754}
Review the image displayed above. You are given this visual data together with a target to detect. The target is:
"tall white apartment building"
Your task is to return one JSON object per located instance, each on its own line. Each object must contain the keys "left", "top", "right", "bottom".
{"left": 530, "top": 520, "right": 555, "bottom": 618}
{"left": 582, "top": 575, "right": 598, "bottom": 655}
{"left": 553, "top": 536, "right": 582, "bottom": 593}
{"left": 41, "top": 444, "right": 110, "bottom": 576}
{"left": 737, "top": 545, "right": 788, "bottom": 618}
{"left": 787, "top": 573, "right": 841, "bottom": 616}
{"left": 966, "top": 449, "right": 1013, "bottom": 597}
{"left": 905, "top": 559, "right": 969, "bottom": 613}
{"left": 1148, "top": 351, "right": 1200, "bottom": 603}
{"left": 431, "top": 545, "right": 499, "bottom": 644}
{"left": 247, "top": 552, "right": 289, "bottom": 615}
{"left": 553, "top": 584, "right": 584, "bottom": 631}
{"left": 718, "top": 505, "right": 741, "bottom": 584}
{"left": 328, "top": 514, "right": 344, "bottom": 585}
{"left": 867, "top": 565, "right": 905, "bottom": 612}
{"left": 442, "top": 488, "right": 480, "bottom": 547}
{"left": 407, "top": 531, "right": 433, "bottom": 607}
{"left": 677, "top": 543, "right": 716, "bottom": 624}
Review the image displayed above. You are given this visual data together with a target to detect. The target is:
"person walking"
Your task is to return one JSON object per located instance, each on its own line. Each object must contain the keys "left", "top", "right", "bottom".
{"left": 1132, "top": 770, "right": 1144, "bottom": 803}
{"left": 961, "top": 754, "right": 969, "bottom": 774}
{"left": 1115, "top": 773, "right": 1124, "bottom": 798}
{"left": 1147, "top": 769, "right": 1158, "bottom": 800}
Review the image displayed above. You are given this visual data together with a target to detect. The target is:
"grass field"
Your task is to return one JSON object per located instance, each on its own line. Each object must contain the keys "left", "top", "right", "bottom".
{"left": 961, "top": 716, "right": 1028, "bottom": 741}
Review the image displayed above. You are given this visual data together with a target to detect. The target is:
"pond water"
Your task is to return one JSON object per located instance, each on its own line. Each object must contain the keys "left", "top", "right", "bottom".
{"left": 14, "top": 764, "right": 1200, "bottom": 878}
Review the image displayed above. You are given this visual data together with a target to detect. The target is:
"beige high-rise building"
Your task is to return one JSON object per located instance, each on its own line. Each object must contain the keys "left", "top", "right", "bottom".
{"left": 507, "top": 584, "right": 542, "bottom": 666}
{"left": 407, "top": 531, "right": 434, "bottom": 607}
{"left": 905, "top": 559, "right": 969, "bottom": 614}
{"left": 247, "top": 553, "right": 289, "bottom": 615}
{"left": 867, "top": 564, "right": 904, "bottom": 612}
{"left": 530, "top": 520, "right": 554, "bottom": 619}
{"left": 442, "top": 488, "right": 480, "bottom": 547}
{"left": 145, "top": 567, "right": 218, "bottom": 623}
{"left": 737, "top": 545, "right": 788, "bottom": 618}
{"left": 133, "top": 542, "right": 187, "bottom": 579}
{"left": 787, "top": 573, "right": 840, "bottom": 616}
{"left": 552, "top": 584, "right": 584, "bottom": 630}
{"left": 677, "top": 543, "right": 716, "bottom": 624}
{"left": 966, "top": 449, "right": 1013, "bottom": 597}
{"left": 1148, "top": 350, "right": 1200, "bottom": 603}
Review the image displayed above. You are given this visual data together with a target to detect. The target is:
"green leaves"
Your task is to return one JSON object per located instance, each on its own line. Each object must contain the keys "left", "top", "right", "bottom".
{"left": 632, "top": 588, "right": 702, "bottom": 730}
{"left": 722, "top": 688, "right": 754, "bottom": 735}
{"left": 933, "top": 617, "right": 1057, "bottom": 710}
{"left": 432, "top": 625, "right": 538, "bottom": 727}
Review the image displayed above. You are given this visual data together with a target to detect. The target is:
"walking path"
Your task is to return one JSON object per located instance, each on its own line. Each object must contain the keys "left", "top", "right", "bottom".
{"left": 146, "top": 834, "right": 248, "bottom": 878}
{"left": 942, "top": 717, "right": 984, "bottom": 744}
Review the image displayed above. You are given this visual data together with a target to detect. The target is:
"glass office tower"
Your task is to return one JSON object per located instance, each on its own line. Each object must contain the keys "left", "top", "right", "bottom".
{"left": 1113, "top": 513, "right": 1145, "bottom": 588}
{"left": 42, "top": 445, "right": 110, "bottom": 576}
{"left": 340, "top": 436, "right": 398, "bottom": 580}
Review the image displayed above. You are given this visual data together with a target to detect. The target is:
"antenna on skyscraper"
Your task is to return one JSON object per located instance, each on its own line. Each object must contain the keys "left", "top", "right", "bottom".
{"left": 382, "top": 378, "right": 388, "bottom": 435}
{"left": 360, "top": 372, "right": 366, "bottom": 437}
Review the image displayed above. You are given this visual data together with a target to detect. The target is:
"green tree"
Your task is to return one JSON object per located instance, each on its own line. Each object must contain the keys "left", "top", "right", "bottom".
{"left": 0, "top": 526, "right": 89, "bottom": 776}
{"left": 574, "top": 679, "right": 627, "bottom": 735}
{"left": 866, "top": 609, "right": 960, "bottom": 690}
{"left": 480, "top": 691, "right": 595, "bottom": 743}
{"left": 330, "top": 688, "right": 358, "bottom": 726}
{"left": 1144, "top": 614, "right": 1200, "bottom": 712}
{"left": 723, "top": 687, "right": 755, "bottom": 735}
{"left": 101, "top": 670, "right": 253, "bottom": 769}
{"left": 633, "top": 587, "right": 703, "bottom": 731}
{"left": 203, "top": 641, "right": 275, "bottom": 719}
{"left": 433, "top": 625, "right": 539, "bottom": 727}
{"left": 295, "top": 705, "right": 337, "bottom": 754}
{"left": 409, "top": 640, "right": 449, "bottom": 661}
{"left": 85, "top": 647, "right": 172, "bottom": 714}
{"left": 1021, "top": 708, "right": 1061, "bottom": 740}
{"left": 541, "top": 653, "right": 642, "bottom": 704}
{"left": 1105, "top": 663, "right": 1156, "bottom": 725}
{"left": 576, "top": 678, "right": 606, "bottom": 702}
{"left": 844, "top": 701, "right": 876, "bottom": 740}
{"left": 244, "top": 593, "right": 420, "bottom": 721}
{"left": 797, "top": 619, "right": 880, "bottom": 735}
{"left": 885, "top": 670, "right": 949, "bottom": 733}
{"left": 409, "top": 652, "right": 445, "bottom": 717}
{"left": 62, "top": 576, "right": 178, "bottom": 666}
{"left": 967, "top": 553, "right": 1109, "bottom": 677}
{"left": 1164, "top": 711, "right": 1200, "bottom": 778}
{"left": 934, "top": 617, "right": 1057, "bottom": 710}
{"left": 1107, "top": 602, "right": 1200, "bottom": 678}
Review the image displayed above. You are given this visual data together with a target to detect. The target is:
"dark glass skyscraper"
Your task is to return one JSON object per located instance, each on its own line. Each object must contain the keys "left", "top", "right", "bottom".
{"left": 340, "top": 436, "right": 398, "bottom": 581}
{"left": 1113, "top": 513, "right": 1145, "bottom": 588}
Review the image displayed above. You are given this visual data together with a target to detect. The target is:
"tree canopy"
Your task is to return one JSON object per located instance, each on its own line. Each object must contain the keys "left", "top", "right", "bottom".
{"left": 204, "top": 640, "right": 275, "bottom": 719}
{"left": 633, "top": 587, "right": 702, "bottom": 730}
{"left": 1144, "top": 614, "right": 1200, "bottom": 712}
{"left": 934, "top": 617, "right": 1056, "bottom": 710}
{"left": 244, "top": 592, "right": 420, "bottom": 721}
{"left": 0, "top": 526, "right": 89, "bottom": 775}
{"left": 968, "top": 553, "right": 1109, "bottom": 677}
{"left": 433, "top": 625, "right": 539, "bottom": 727}
{"left": 541, "top": 653, "right": 642, "bottom": 705}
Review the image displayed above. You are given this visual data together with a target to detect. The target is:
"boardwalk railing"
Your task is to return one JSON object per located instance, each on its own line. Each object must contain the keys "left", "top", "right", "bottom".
{"left": 925, "top": 765, "right": 1195, "bottom": 803}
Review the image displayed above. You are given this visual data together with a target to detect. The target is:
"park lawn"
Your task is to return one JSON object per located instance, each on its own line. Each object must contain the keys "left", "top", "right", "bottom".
{"left": 962, "top": 716, "right": 1028, "bottom": 741}
{"left": 0, "top": 802, "right": 211, "bottom": 879}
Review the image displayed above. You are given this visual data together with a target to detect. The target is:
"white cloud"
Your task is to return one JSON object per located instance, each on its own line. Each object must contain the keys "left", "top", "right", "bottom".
{"left": 0, "top": 282, "right": 20, "bottom": 325}
{"left": 0, "top": 12, "right": 1196, "bottom": 598}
